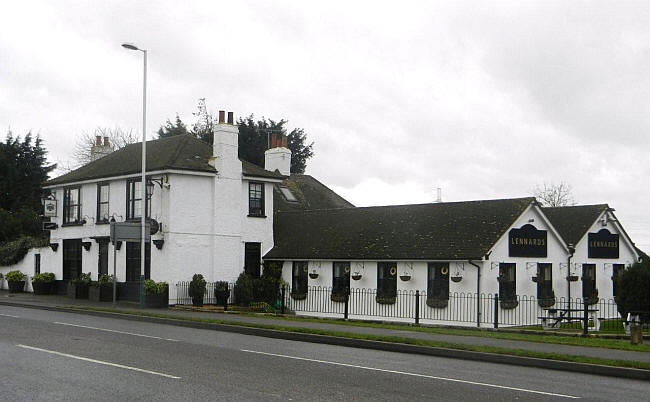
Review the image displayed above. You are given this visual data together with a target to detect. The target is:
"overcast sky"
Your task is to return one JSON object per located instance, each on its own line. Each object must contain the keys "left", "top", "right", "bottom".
{"left": 2, "top": 1, "right": 649, "bottom": 252}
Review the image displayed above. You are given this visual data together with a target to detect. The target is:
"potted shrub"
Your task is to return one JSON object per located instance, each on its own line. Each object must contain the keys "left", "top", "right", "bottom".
{"left": 32, "top": 272, "right": 55, "bottom": 295}
{"left": 144, "top": 279, "right": 168, "bottom": 308}
{"left": 188, "top": 274, "right": 206, "bottom": 307}
{"left": 67, "top": 273, "right": 91, "bottom": 299}
{"left": 89, "top": 274, "right": 113, "bottom": 302}
{"left": 214, "top": 281, "right": 230, "bottom": 307}
{"left": 6, "top": 270, "right": 26, "bottom": 293}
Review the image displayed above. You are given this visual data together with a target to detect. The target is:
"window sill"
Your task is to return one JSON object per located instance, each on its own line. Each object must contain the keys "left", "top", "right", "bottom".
{"left": 61, "top": 222, "right": 85, "bottom": 227}
{"left": 247, "top": 214, "right": 267, "bottom": 218}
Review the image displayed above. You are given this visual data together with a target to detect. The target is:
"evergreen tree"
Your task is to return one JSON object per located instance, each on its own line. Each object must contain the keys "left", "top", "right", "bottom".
{"left": 157, "top": 115, "right": 189, "bottom": 138}
{"left": 0, "top": 131, "right": 56, "bottom": 242}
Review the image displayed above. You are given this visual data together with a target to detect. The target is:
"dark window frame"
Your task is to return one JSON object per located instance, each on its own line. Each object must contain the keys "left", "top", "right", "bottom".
{"left": 248, "top": 182, "right": 265, "bottom": 217}
{"left": 98, "top": 239, "right": 109, "bottom": 277}
{"left": 332, "top": 262, "right": 350, "bottom": 297}
{"left": 582, "top": 263, "right": 597, "bottom": 300}
{"left": 377, "top": 262, "right": 397, "bottom": 300}
{"left": 536, "top": 263, "right": 553, "bottom": 300}
{"left": 291, "top": 261, "right": 308, "bottom": 296}
{"left": 499, "top": 263, "right": 517, "bottom": 302}
{"left": 63, "top": 186, "right": 82, "bottom": 224}
{"left": 62, "top": 239, "right": 82, "bottom": 280}
{"left": 126, "top": 179, "right": 151, "bottom": 220}
{"left": 125, "top": 241, "right": 151, "bottom": 282}
{"left": 612, "top": 263, "right": 624, "bottom": 297}
{"left": 427, "top": 262, "right": 450, "bottom": 300}
{"left": 34, "top": 254, "right": 41, "bottom": 275}
{"left": 96, "top": 182, "right": 110, "bottom": 223}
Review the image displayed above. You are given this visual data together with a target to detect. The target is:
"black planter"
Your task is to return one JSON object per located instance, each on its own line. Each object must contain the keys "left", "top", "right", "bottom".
{"left": 89, "top": 285, "right": 113, "bottom": 302}
{"left": 190, "top": 294, "right": 204, "bottom": 307}
{"left": 145, "top": 292, "right": 169, "bottom": 308}
{"left": 8, "top": 281, "right": 25, "bottom": 293}
{"left": 32, "top": 281, "right": 52, "bottom": 295}
{"left": 66, "top": 282, "right": 89, "bottom": 299}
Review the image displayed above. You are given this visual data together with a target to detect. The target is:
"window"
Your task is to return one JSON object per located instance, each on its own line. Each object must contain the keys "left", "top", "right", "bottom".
{"left": 582, "top": 264, "right": 597, "bottom": 302}
{"left": 244, "top": 242, "right": 261, "bottom": 277}
{"left": 63, "top": 187, "right": 81, "bottom": 224}
{"left": 126, "top": 242, "right": 151, "bottom": 282}
{"left": 248, "top": 182, "right": 265, "bottom": 216}
{"left": 612, "top": 264, "right": 624, "bottom": 297}
{"left": 98, "top": 240, "right": 109, "bottom": 276}
{"left": 126, "top": 179, "right": 151, "bottom": 220}
{"left": 377, "top": 262, "right": 397, "bottom": 303}
{"left": 536, "top": 263, "right": 554, "bottom": 305}
{"left": 97, "top": 183, "right": 110, "bottom": 223}
{"left": 332, "top": 262, "right": 350, "bottom": 301}
{"left": 498, "top": 263, "right": 517, "bottom": 305}
{"left": 291, "top": 261, "right": 308, "bottom": 298}
{"left": 427, "top": 262, "right": 450, "bottom": 301}
{"left": 279, "top": 186, "right": 297, "bottom": 202}
{"left": 62, "top": 239, "right": 82, "bottom": 280}
{"left": 34, "top": 254, "right": 41, "bottom": 275}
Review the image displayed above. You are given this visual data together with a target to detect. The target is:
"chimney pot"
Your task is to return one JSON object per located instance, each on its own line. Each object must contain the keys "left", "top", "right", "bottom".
{"left": 218, "top": 110, "right": 225, "bottom": 124}
{"left": 95, "top": 136, "right": 102, "bottom": 146}
{"left": 103, "top": 136, "right": 110, "bottom": 147}
{"left": 282, "top": 135, "right": 288, "bottom": 148}
{"left": 227, "top": 111, "right": 234, "bottom": 125}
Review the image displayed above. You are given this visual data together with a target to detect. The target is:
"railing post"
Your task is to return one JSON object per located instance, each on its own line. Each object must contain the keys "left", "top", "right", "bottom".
{"left": 494, "top": 293, "right": 499, "bottom": 329}
{"left": 281, "top": 285, "right": 286, "bottom": 314}
{"left": 223, "top": 283, "right": 229, "bottom": 312}
{"left": 583, "top": 298, "right": 588, "bottom": 336}
{"left": 414, "top": 290, "right": 420, "bottom": 325}
{"left": 344, "top": 293, "right": 349, "bottom": 320}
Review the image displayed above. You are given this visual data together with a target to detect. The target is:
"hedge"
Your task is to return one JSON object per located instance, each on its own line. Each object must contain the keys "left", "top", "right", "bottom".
{"left": 0, "top": 236, "right": 48, "bottom": 266}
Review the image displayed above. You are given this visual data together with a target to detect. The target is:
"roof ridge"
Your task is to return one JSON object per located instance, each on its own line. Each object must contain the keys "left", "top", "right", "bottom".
{"left": 275, "top": 196, "right": 535, "bottom": 215}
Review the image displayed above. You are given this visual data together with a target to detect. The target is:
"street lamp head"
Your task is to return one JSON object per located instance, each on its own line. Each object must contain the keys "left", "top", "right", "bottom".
{"left": 121, "top": 43, "right": 140, "bottom": 51}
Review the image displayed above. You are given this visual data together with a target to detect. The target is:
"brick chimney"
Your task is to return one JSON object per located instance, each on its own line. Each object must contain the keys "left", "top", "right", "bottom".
{"left": 210, "top": 110, "right": 241, "bottom": 179}
{"left": 264, "top": 133, "right": 291, "bottom": 176}
{"left": 90, "top": 135, "right": 113, "bottom": 162}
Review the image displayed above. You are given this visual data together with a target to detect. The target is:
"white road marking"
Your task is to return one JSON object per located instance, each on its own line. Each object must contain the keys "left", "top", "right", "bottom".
{"left": 241, "top": 349, "right": 580, "bottom": 399}
{"left": 53, "top": 322, "right": 179, "bottom": 341}
{"left": 0, "top": 313, "right": 20, "bottom": 318}
{"left": 17, "top": 344, "right": 181, "bottom": 379}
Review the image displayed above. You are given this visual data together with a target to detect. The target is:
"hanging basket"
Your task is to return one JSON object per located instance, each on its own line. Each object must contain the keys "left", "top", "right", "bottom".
{"left": 531, "top": 276, "right": 538, "bottom": 283}
{"left": 399, "top": 275, "right": 411, "bottom": 282}
{"left": 308, "top": 272, "right": 319, "bottom": 279}
{"left": 450, "top": 276, "right": 462, "bottom": 283}
{"left": 351, "top": 273, "right": 362, "bottom": 281}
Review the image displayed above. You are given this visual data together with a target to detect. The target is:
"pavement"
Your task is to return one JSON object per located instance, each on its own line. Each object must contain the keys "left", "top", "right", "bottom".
{"left": 1, "top": 290, "right": 649, "bottom": 380}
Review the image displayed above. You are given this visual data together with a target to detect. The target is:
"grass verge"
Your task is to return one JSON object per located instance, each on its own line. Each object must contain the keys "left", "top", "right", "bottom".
{"left": 65, "top": 305, "right": 650, "bottom": 371}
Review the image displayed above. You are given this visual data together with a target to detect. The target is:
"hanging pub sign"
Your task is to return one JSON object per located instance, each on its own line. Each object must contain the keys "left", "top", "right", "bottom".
{"left": 509, "top": 224, "right": 547, "bottom": 257}
{"left": 588, "top": 229, "right": 619, "bottom": 259}
{"left": 43, "top": 199, "right": 57, "bottom": 217}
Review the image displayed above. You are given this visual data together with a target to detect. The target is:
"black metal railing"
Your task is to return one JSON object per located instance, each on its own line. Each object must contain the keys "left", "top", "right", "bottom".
{"left": 174, "top": 282, "right": 647, "bottom": 332}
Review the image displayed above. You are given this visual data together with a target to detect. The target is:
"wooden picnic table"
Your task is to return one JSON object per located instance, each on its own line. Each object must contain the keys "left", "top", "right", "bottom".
{"left": 539, "top": 307, "right": 600, "bottom": 331}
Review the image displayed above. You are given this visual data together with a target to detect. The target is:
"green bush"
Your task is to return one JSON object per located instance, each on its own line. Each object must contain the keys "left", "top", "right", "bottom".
{"left": 72, "top": 273, "right": 92, "bottom": 286}
{"left": 91, "top": 274, "right": 114, "bottom": 288}
{"left": 32, "top": 272, "right": 55, "bottom": 283}
{"left": 234, "top": 272, "right": 254, "bottom": 306}
{"left": 188, "top": 274, "right": 206, "bottom": 298}
{"left": 5, "top": 270, "right": 26, "bottom": 282}
{"left": 615, "top": 260, "right": 650, "bottom": 319}
{"left": 144, "top": 279, "right": 168, "bottom": 295}
{"left": 0, "top": 236, "right": 48, "bottom": 266}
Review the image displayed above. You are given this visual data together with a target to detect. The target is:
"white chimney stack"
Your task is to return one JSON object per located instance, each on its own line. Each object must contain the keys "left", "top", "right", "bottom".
{"left": 264, "top": 133, "right": 291, "bottom": 176}
{"left": 211, "top": 110, "right": 241, "bottom": 179}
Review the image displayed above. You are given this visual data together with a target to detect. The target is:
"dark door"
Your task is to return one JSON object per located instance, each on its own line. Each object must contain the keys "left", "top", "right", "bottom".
{"left": 98, "top": 240, "right": 109, "bottom": 276}
{"left": 62, "top": 239, "right": 82, "bottom": 280}
{"left": 244, "top": 242, "right": 261, "bottom": 277}
{"left": 126, "top": 242, "right": 150, "bottom": 282}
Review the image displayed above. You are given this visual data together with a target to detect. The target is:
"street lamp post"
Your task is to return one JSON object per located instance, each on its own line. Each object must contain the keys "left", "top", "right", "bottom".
{"left": 122, "top": 42, "right": 147, "bottom": 308}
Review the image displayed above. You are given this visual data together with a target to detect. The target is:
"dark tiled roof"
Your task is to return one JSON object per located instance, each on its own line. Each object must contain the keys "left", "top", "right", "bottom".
{"left": 274, "top": 174, "right": 354, "bottom": 213}
{"left": 241, "top": 160, "right": 285, "bottom": 180}
{"left": 265, "top": 197, "right": 535, "bottom": 260}
{"left": 542, "top": 204, "right": 608, "bottom": 246}
{"left": 47, "top": 135, "right": 283, "bottom": 186}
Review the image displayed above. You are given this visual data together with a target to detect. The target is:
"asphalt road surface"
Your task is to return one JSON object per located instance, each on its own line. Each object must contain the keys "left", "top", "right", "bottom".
{"left": 1, "top": 305, "right": 648, "bottom": 401}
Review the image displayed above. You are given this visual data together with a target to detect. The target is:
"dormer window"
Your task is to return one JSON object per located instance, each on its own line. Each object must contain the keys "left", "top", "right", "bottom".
{"left": 63, "top": 187, "right": 81, "bottom": 224}
{"left": 248, "top": 182, "right": 265, "bottom": 217}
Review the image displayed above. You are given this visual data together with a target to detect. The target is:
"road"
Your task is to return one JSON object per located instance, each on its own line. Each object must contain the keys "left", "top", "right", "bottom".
{"left": 0, "top": 305, "right": 648, "bottom": 401}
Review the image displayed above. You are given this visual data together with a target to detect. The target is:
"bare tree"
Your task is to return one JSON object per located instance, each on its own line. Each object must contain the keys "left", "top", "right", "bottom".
{"left": 72, "top": 127, "right": 138, "bottom": 167}
{"left": 532, "top": 181, "right": 576, "bottom": 207}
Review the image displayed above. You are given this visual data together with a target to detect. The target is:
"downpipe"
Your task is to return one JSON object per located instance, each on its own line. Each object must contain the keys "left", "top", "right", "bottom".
{"left": 468, "top": 260, "right": 481, "bottom": 328}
